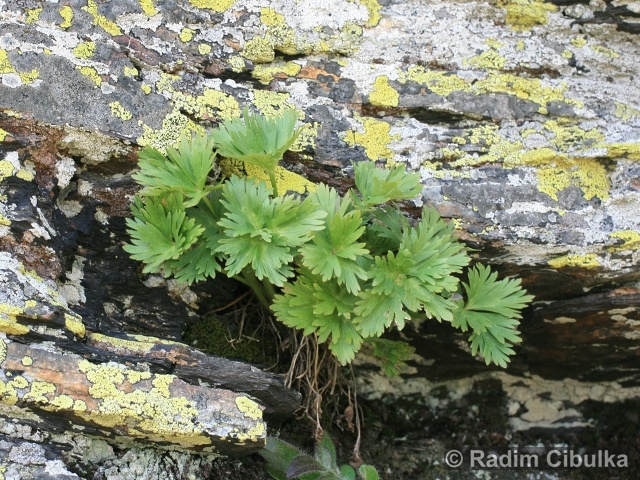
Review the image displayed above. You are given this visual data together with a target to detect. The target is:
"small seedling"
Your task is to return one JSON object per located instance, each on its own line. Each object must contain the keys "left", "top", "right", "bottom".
{"left": 260, "top": 434, "right": 380, "bottom": 480}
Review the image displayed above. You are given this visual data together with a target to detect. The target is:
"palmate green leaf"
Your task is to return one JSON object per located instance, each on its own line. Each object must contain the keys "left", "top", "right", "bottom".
{"left": 362, "top": 206, "right": 409, "bottom": 255}
{"left": 211, "top": 107, "right": 301, "bottom": 174}
{"left": 132, "top": 133, "right": 216, "bottom": 207}
{"left": 302, "top": 185, "right": 371, "bottom": 294}
{"left": 216, "top": 176, "right": 325, "bottom": 286}
{"left": 163, "top": 241, "right": 221, "bottom": 284}
{"left": 272, "top": 273, "right": 363, "bottom": 365}
{"left": 369, "top": 338, "right": 415, "bottom": 377}
{"left": 123, "top": 193, "right": 204, "bottom": 273}
{"left": 353, "top": 242, "right": 461, "bottom": 337}
{"left": 187, "top": 190, "right": 226, "bottom": 252}
{"left": 353, "top": 251, "right": 414, "bottom": 337}
{"left": 353, "top": 161, "right": 422, "bottom": 206}
{"left": 452, "top": 264, "right": 534, "bottom": 367}
{"left": 401, "top": 209, "right": 470, "bottom": 288}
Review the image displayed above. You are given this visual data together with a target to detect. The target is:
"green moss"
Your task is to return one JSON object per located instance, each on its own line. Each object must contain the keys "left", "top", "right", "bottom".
{"left": 183, "top": 316, "right": 277, "bottom": 365}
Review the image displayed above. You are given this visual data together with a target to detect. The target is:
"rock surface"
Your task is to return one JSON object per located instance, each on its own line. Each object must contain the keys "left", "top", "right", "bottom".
{"left": 0, "top": 0, "right": 639, "bottom": 478}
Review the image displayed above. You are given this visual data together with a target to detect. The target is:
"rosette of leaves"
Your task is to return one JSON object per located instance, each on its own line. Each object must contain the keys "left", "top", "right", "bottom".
{"left": 125, "top": 112, "right": 534, "bottom": 374}
{"left": 260, "top": 434, "right": 380, "bottom": 480}
{"left": 210, "top": 107, "right": 301, "bottom": 196}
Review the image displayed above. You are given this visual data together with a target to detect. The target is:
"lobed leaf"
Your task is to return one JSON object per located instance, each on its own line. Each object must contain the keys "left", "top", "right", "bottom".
{"left": 368, "top": 338, "right": 415, "bottom": 377}
{"left": 211, "top": 107, "right": 301, "bottom": 175}
{"left": 123, "top": 193, "right": 204, "bottom": 273}
{"left": 353, "top": 161, "right": 422, "bottom": 206}
{"left": 273, "top": 273, "right": 363, "bottom": 365}
{"left": 303, "top": 186, "right": 371, "bottom": 294}
{"left": 452, "top": 264, "right": 534, "bottom": 367}
{"left": 216, "top": 176, "right": 325, "bottom": 286}
{"left": 133, "top": 133, "right": 216, "bottom": 207}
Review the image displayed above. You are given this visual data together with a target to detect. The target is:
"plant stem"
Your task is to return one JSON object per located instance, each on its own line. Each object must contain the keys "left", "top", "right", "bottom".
{"left": 201, "top": 193, "right": 217, "bottom": 217}
{"left": 235, "top": 270, "right": 272, "bottom": 310}
{"left": 268, "top": 170, "right": 279, "bottom": 197}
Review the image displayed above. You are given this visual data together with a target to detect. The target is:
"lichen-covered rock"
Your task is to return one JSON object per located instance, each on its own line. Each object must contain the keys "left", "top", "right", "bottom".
{"left": 1, "top": 0, "right": 639, "bottom": 477}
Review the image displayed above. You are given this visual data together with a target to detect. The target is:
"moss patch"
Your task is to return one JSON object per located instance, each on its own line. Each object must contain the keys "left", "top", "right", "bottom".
{"left": 183, "top": 315, "right": 278, "bottom": 366}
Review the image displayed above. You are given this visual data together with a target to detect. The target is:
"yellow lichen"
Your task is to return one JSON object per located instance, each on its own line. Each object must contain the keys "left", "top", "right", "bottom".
{"left": 137, "top": 108, "right": 205, "bottom": 152}
{"left": 252, "top": 90, "right": 294, "bottom": 118}
{"left": 109, "top": 101, "right": 133, "bottom": 120}
{"left": 400, "top": 66, "right": 471, "bottom": 96}
{"left": 369, "top": 76, "right": 399, "bottom": 107}
{"left": 77, "top": 360, "right": 212, "bottom": 446}
{"left": 591, "top": 45, "right": 619, "bottom": 59}
{"left": 21, "top": 356, "right": 33, "bottom": 366}
{"left": 548, "top": 254, "right": 600, "bottom": 269}
{"left": 0, "top": 161, "right": 14, "bottom": 180}
{"left": 0, "top": 129, "right": 8, "bottom": 142}
{"left": 16, "top": 168, "right": 35, "bottom": 182}
{"left": 359, "top": 0, "right": 383, "bottom": 27}
{"left": 474, "top": 72, "right": 582, "bottom": 114}
{"left": 344, "top": 116, "right": 399, "bottom": 161}
{"left": 219, "top": 158, "right": 316, "bottom": 195}
{"left": 59, "top": 6, "right": 74, "bottom": 29}
{"left": 465, "top": 47, "right": 506, "bottom": 70}
{"left": 25, "top": 8, "right": 42, "bottom": 24}
{"left": 82, "top": 0, "right": 123, "bottom": 36}
{"left": 76, "top": 66, "right": 102, "bottom": 86}
{"left": 141, "top": 84, "right": 152, "bottom": 94}
{"left": 180, "top": 28, "right": 196, "bottom": 43}
{"left": 171, "top": 87, "right": 241, "bottom": 122}
{"left": 602, "top": 142, "right": 640, "bottom": 160}
{"left": 241, "top": 37, "right": 275, "bottom": 63}
{"left": 73, "top": 41, "right": 96, "bottom": 59}
{"left": 609, "top": 230, "right": 640, "bottom": 252}
{"left": 0, "top": 340, "right": 6, "bottom": 364}
{"left": 64, "top": 313, "right": 86, "bottom": 338}
{"left": 613, "top": 102, "right": 640, "bottom": 123}
{"left": 127, "top": 370, "right": 152, "bottom": 384}
{"left": 0, "top": 49, "right": 15, "bottom": 74}
{"left": 234, "top": 421, "right": 266, "bottom": 442}
{"left": 188, "top": 0, "right": 236, "bottom": 11}
{"left": 228, "top": 56, "right": 245, "bottom": 72}
{"left": 88, "top": 332, "right": 158, "bottom": 352}
{"left": 571, "top": 37, "right": 587, "bottom": 48}
{"left": 561, "top": 49, "right": 573, "bottom": 59}
{"left": 198, "top": 43, "right": 212, "bottom": 55}
{"left": 139, "top": 0, "right": 158, "bottom": 16}
{"left": 502, "top": 0, "right": 558, "bottom": 31}
{"left": 515, "top": 149, "right": 609, "bottom": 201}
{"left": 236, "top": 396, "right": 262, "bottom": 420}
{"left": 252, "top": 62, "right": 302, "bottom": 85}
{"left": 123, "top": 66, "right": 138, "bottom": 77}
{"left": 0, "top": 304, "right": 30, "bottom": 335}
{"left": 24, "top": 381, "right": 57, "bottom": 403}
{"left": 260, "top": 6, "right": 285, "bottom": 27}
{"left": 19, "top": 69, "right": 39, "bottom": 85}
{"left": 543, "top": 120, "right": 605, "bottom": 151}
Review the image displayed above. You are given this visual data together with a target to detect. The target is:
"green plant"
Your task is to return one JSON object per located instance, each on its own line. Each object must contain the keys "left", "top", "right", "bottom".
{"left": 260, "top": 434, "right": 380, "bottom": 480}
{"left": 124, "top": 109, "right": 533, "bottom": 372}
